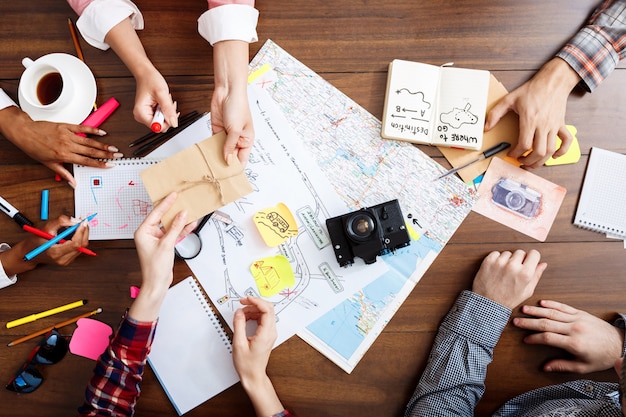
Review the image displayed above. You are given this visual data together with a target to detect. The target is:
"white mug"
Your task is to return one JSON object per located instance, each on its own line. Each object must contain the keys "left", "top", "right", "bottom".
{"left": 18, "top": 55, "right": 75, "bottom": 112}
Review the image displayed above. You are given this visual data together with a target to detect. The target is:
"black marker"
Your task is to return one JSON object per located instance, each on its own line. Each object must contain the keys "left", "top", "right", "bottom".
{"left": 0, "top": 195, "right": 34, "bottom": 227}
{"left": 434, "top": 142, "right": 511, "bottom": 181}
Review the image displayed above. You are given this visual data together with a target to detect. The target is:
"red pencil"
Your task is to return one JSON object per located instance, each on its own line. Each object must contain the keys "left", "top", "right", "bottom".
{"left": 22, "top": 224, "right": 97, "bottom": 256}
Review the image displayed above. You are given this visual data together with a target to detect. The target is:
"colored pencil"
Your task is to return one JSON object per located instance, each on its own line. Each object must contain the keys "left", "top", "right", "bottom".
{"left": 6, "top": 299, "right": 87, "bottom": 328}
{"left": 22, "top": 224, "right": 96, "bottom": 256}
{"left": 7, "top": 308, "right": 102, "bottom": 347}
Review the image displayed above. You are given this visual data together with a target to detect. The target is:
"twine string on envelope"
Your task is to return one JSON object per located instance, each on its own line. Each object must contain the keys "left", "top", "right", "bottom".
{"left": 154, "top": 142, "right": 244, "bottom": 207}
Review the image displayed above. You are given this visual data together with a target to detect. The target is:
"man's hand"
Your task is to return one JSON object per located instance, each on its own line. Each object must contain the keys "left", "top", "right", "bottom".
{"left": 514, "top": 299, "right": 625, "bottom": 374}
{"left": 472, "top": 249, "right": 547, "bottom": 310}
{"left": 485, "top": 58, "right": 581, "bottom": 168}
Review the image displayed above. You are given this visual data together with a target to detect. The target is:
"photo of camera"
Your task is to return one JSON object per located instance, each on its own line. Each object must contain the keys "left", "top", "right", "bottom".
{"left": 491, "top": 178, "right": 542, "bottom": 219}
{"left": 326, "top": 199, "right": 411, "bottom": 267}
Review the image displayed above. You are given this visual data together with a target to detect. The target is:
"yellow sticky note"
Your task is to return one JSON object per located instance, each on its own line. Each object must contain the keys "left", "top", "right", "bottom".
{"left": 253, "top": 203, "right": 298, "bottom": 247}
{"left": 405, "top": 221, "right": 420, "bottom": 242}
{"left": 545, "top": 125, "right": 581, "bottom": 166}
{"left": 248, "top": 63, "right": 271, "bottom": 84}
{"left": 250, "top": 255, "right": 295, "bottom": 297}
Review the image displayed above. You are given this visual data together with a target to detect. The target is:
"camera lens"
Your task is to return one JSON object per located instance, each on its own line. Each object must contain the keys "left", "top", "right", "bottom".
{"left": 346, "top": 212, "right": 376, "bottom": 242}
{"left": 505, "top": 191, "right": 526, "bottom": 210}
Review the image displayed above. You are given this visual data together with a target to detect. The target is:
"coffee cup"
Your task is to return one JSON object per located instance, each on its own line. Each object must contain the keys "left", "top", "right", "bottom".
{"left": 18, "top": 53, "right": 96, "bottom": 124}
{"left": 19, "top": 56, "right": 73, "bottom": 112}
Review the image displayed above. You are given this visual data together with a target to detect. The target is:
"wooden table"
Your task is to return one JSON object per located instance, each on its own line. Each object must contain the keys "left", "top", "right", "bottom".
{"left": 1, "top": 1, "right": 625, "bottom": 416}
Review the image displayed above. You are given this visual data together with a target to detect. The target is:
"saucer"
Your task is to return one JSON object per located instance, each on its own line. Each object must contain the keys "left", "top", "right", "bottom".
{"left": 18, "top": 53, "right": 97, "bottom": 124}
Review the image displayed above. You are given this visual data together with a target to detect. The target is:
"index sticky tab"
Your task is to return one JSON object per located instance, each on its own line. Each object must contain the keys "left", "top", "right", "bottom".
{"left": 253, "top": 203, "right": 298, "bottom": 247}
{"left": 250, "top": 255, "right": 295, "bottom": 297}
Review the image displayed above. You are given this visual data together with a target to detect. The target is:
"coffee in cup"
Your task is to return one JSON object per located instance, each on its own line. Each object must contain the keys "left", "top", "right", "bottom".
{"left": 18, "top": 53, "right": 96, "bottom": 123}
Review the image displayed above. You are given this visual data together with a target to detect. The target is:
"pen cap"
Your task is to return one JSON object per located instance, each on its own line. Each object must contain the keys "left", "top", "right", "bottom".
{"left": 13, "top": 212, "right": 34, "bottom": 227}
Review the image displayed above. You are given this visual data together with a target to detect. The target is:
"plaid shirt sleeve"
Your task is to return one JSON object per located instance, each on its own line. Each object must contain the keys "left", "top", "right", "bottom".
{"left": 76, "top": 313, "right": 157, "bottom": 417}
{"left": 557, "top": 0, "right": 626, "bottom": 92}
{"left": 404, "top": 290, "right": 511, "bottom": 417}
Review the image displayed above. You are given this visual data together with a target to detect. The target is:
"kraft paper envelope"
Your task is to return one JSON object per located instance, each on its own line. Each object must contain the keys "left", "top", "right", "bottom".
{"left": 140, "top": 131, "right": 253, "bottom": 229}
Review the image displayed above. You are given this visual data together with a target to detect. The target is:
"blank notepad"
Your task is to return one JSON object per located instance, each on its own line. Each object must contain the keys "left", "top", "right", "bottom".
{"left": 574, "top": 147, "right": 626, "bottom": 238}
{"left": 148, "top": 277, "right": 239, "bottom": 415}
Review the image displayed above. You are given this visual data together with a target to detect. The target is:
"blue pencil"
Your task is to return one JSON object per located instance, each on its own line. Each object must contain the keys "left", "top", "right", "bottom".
{"left": 23, "top": 213, "right": 97, "bottom": 261}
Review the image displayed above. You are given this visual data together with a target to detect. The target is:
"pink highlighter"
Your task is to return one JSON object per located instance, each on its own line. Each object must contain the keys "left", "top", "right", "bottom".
{"left": 76, "top": 97, "right": 120, "bottom": 137}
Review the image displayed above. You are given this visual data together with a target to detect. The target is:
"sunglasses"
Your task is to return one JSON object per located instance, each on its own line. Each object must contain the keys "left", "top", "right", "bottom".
{"left": 6, "top": 329, "right": 68, "bottom": 394}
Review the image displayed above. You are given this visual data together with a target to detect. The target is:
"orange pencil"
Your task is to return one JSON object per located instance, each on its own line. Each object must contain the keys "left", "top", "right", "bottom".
{"left": 68, "top": 18, "right": 97, "bottom": 111}
{"left": 7, "top": 308, "right": 102, "bottom": 347}
{"left": 67, "top": 18, "right": 85, "bottom": 61}
{"left": 23, "top": 224, "right": 97, "bottom": 256}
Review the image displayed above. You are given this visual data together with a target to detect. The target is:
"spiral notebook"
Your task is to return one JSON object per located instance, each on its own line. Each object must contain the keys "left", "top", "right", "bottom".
{"left": 73, "top": 158, "right": 161, "bottom": 240}
{"left": 574, "top": 147, "right": 626, "bottom": 239}
{"left": 148, "top": 276, "right": 239, "bottom": 415}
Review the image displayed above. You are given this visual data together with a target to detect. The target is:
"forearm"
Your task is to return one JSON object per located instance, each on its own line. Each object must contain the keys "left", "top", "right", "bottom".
{"left": 241, "top": 374, "right": 286, "bottom": 417}
{"left": 78, "top": 315, "right": 155, "bottom": 416}
{"left": 0, "top": 106, "right": 36, "bottom": 148}
{"left": 0, "top": 241, "right": 38, "bottom": 277}
{"left": 557, "top": 0, "right": 626, "bottom": 92}
{"left": 127, "top": 277, "right": 170, "bottom": 322}
{"left": 104, "top": 18, "right": 155, "bottom": 81}
{"left": 213, "top": 40, "right": 250, "bottom": 93}
{"left": 404, "top": 291, "right": 510, "bottom": 417}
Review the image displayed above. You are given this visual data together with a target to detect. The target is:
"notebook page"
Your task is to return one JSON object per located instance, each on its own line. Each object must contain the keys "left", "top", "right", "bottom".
{"left": 433, "top": 66, "right": 489, "bottom": 150}
{"left": 574, "top": 147, "right": 626, "bottom": 238}
{"left": 73, "top": 159, "right": 160, "bottom": 240}
{"left": 148, "top": 277, "right": 239, "bottom": 415}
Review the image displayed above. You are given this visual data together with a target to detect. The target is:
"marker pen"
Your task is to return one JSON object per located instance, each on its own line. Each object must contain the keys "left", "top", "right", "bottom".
{"left": 76, "top": 97, "right": 120, "bottom": 137}
{"left": 151, "top": 106, "right": 165, "bottom": 133}
{"left": 0, "top": 195, "right": 34, "bottom": 227}
{"left": 40, "top": 189, "right": 49, "bottom": 221}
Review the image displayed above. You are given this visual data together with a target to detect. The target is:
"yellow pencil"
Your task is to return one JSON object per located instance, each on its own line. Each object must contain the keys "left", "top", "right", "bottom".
{"left": 7, "top": 308, "right": 102, "bottom": 347}
{"left": 6, "top": 299, "right": 87, "bottom": 328}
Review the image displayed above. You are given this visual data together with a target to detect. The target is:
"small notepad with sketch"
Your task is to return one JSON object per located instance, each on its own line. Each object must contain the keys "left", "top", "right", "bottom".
{"left": 74, "top": 158, "right": 160, "bottom": 240}
{"left": 381, "top": 59, "right": 489, "bottom": 150}
{"left": 574, "top": 147, "right": 626, "bottom": 239}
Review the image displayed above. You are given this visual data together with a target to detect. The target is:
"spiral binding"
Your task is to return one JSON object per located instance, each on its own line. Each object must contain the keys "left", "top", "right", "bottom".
{"left": 188, "top": 278, "right": 232, "bottom": 353}
{"left": 75, "top": 157, "right": 162, "bottom": 168}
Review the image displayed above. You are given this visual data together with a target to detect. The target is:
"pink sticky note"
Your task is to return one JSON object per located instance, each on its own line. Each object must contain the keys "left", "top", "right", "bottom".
{"left": 130, "top": 285, "right": 140, "bottom": 299}
{"left": 69, "top": 318, "right": 113, "bottom": 361}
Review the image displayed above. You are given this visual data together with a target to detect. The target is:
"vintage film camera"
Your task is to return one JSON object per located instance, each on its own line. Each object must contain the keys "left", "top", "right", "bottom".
{"left": 326, "top": 199, "right": 410, "bottom": 267}
{"left": 491, "top": 178, "right": 542, "bottom": 219}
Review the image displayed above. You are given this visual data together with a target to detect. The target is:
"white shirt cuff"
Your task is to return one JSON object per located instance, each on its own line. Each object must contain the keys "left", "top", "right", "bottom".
{"left": 0, "top": 89, "right": 18, "bottom": 111}
{"left": 76, "top": 0, "right": 144, "bottom": 51}
{"left": 198, "top": 4, "right": 259, "bottom": 46}
{"left": 0, "top": 243, "right": 18, "bottom": 290}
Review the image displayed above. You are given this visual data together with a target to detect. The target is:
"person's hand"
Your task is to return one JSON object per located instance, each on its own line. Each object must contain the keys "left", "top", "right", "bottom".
{"left": 484, "top": 58, "right": 581, "bottom": 168}
{"left": 0, "top": 215, "right": 90, "bottom": 276}
{"left": 232, "top": 296, "right": 284, "bottom": 417}
{"left": 211, "top": 40, "right": 254, "bottom": 165}
{"left": 129, "top": 192, "right": 196, "bottom": 322}
{"left": 104, "top": 17, "right": 178, "bottom": 132}
{"left": 0, "top": 106, "right": 122, "bottom": 187}
{"left": 232, "top": 296, "right": 277, "bottom": 383}
{"left": 132, "top": 67, "right": 178, "bottom": 131}
{"left": 472, "top": 249, "right": 547, "bottom": 310}
{"left": 513, "top": 299, "right": 625, "bottom": 374}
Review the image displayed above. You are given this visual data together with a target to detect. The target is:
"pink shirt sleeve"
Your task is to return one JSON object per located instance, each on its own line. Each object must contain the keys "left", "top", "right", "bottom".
{"left": 66, "top": 0, "right": 94, "bottom": 16}
{"left": 207, "top": 0, "right": 255, "bottom": 8}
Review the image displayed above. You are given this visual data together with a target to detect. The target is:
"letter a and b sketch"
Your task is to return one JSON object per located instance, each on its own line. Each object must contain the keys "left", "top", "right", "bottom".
{"left": 381, "top": 59, "right": 490, "bottom": 151}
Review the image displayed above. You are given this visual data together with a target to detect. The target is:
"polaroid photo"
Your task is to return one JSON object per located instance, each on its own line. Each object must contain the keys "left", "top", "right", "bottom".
{"left": 472, "top": 157, "right": 566, "bottom": 242}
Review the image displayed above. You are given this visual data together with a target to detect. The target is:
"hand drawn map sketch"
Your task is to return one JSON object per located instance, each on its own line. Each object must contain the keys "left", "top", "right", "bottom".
{"left": 246, "top": 40, "right": 478, "bottom": 372}
{"left": 186, "top": 86, "right": 389, "bottom": 345}
{"left": 74, "top": 159, "right": 160, "bottom": 239}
